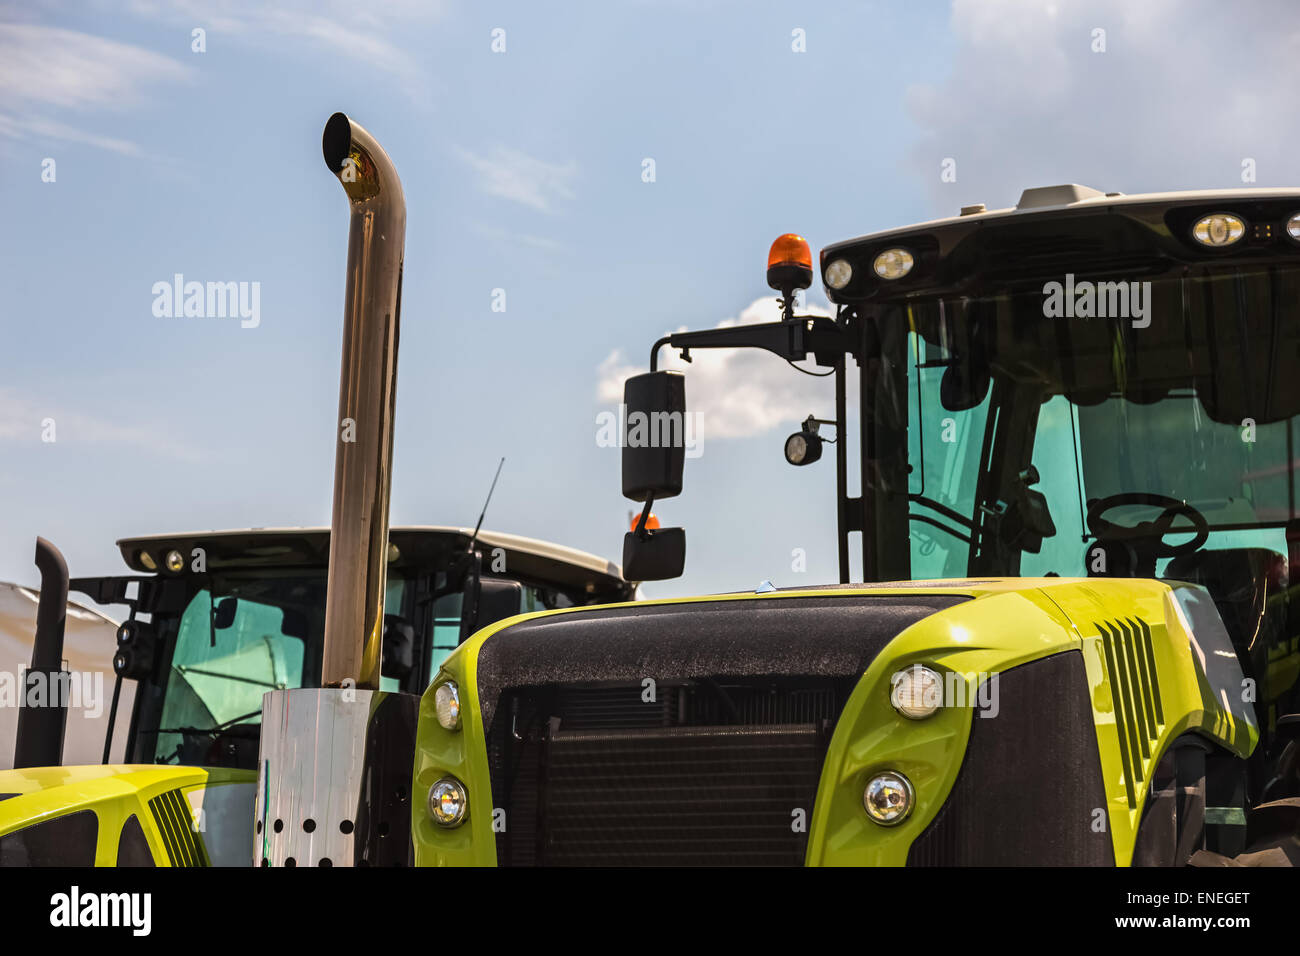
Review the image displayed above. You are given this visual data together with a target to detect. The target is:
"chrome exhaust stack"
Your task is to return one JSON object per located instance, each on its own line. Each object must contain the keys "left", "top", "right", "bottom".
{"left": 254, "top": 113, "right": 417, "bottom": 867}
{"left": 320, "top": 111, "right": 406, "bottom": 690}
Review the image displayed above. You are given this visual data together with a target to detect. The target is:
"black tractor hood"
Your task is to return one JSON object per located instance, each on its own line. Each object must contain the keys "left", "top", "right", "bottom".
{"left": 475, "top": 592, "right": 969, "bottom": 732}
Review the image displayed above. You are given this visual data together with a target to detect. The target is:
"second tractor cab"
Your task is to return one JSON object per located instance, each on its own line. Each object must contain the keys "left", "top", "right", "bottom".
{"left": 0, "top": 525, "right": 628, "bottom": 866}
{"left": 97, "top": 525, "right": 630, "bottom": 771}
{"left": 413, "top": 185, "right": 1300, "bottom": 866}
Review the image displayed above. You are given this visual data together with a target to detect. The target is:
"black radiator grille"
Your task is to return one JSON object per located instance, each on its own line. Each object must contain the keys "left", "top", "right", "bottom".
{"left": 489, "top": 679, "right": 852, "bottom": 866}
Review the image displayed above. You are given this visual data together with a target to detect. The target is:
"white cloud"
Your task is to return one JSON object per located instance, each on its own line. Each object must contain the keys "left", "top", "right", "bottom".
{"left": 470, "top": 222, "right": 567, "bottom": 253}
{"left": 905, "top": 0, "right": 1300, "bottom": 211}
{"left": 0, "top": 113, "right": 143, "bottom": 155}
{"left": 0, "top": 21, "right": 189, "bottom": 154}
{"left": 0, "top": 22, "right": 188, "bottom": 110}
{"left": 456, "top": 146, "right": 578, "bottom": 212}
{"left": 121, "top": 0, "right": 447, "bottom": 100}
{"left": 0, "top": 388, "right": 200, "bottom": 461}
{"left": 597, "top": 296, "right": 843, "bottom": 441}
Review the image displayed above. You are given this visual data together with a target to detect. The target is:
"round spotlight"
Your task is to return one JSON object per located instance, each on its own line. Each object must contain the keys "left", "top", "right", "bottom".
{"left": 165, "top": 549, "right": 185, "bottom": 573}
{"left": 873, "top": 248, "right": 914, "bottom": 280}
{"left": 824, "top": 258, "right": 853, "bottom": 290}
{"left": 137, "top": 550, "right": 157, "bottom": 571}
{"left": 427, "top": 776, "right": 469, "bottom": 827}
{"left": 863, "top": 771, "right": 915, "bottom": 826}
{"left": 784, "top": 430, "right": 823, "bottom": 466}
{"left": 435, "top": 682, "right": 461, "bottom": 731}
{"left": 117, "top": 621, "right": 138, "bottom": 645}
{"left": 1287, "top": 212, "right": 1300, "bottom": 241}
{"left": 1192, "top": 213, "right": 1245, "bottom": 247}
{"left": 890, "top": 665, "right": 944, "bottom": 719}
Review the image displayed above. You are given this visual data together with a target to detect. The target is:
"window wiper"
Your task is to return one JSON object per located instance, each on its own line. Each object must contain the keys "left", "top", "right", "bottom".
{"left": 152, "top": 709, "right": 262, "bottom": 737}
{"left": 909, "top": 512, "right": 972, "bottom": 544}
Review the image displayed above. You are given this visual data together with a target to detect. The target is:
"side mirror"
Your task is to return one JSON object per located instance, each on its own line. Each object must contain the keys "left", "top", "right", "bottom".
{"left": 280, "top": 608, "right": 309, "bottom": 640}
{"left": 214, "top": 597, "right": 238, "bottom": 630}
{"left": 475, "top": 578, "right": 524, "bottom": 629}
{"left": 623, "top": 526, "right": 686, "bottom": 582}
{"left": 459, "top": 574, "right": 524, "bottom": 641}
{"left": 622, "top": 371, "right": 687, "bottom": 501}
{"left": 940, "top": 358, "right": 990, "bottom": 412}
{"left": 381, "top": 613, "right": 415, "bottom": 681}
{"left": 621, "top": 370, "right": 688, "bottom": 580}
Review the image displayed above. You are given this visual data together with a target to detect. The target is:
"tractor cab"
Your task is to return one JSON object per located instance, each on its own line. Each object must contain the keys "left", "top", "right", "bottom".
{"left": 58, "top": 526, "right": 630, "bottom": 772}
{"left": 624, "top": 186, "right": 1300, "bottom": 799}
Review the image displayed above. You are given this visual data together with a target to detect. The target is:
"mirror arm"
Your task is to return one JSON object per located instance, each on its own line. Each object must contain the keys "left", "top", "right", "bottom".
{"left": 632, "top": 498, "right": 656, "bottom": 538}
{"left": 650, "top": 317, "right": 846, "bottom": 371}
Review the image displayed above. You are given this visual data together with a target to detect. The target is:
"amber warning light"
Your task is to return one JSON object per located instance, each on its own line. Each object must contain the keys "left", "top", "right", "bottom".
{"left": 766, "top": 233, "right": 813, "bottom": 294}
{"left": 630, "top": 512, "right": 662, "bottom": 532}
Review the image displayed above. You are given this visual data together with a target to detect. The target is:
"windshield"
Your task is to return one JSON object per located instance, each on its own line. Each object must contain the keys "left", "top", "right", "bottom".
{"left": 144, "top": 566, "right": 569, "bottom": 765}
{"left": 150, "top": 571, "right": 406, "bottom": 765}
{"left": 903, "top": 264, "right": 1300, "bottom": 579}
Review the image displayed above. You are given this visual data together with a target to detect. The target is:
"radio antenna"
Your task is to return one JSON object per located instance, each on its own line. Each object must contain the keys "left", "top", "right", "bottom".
{"left": 467, "top": 457, "right": 505, "bottom": 552}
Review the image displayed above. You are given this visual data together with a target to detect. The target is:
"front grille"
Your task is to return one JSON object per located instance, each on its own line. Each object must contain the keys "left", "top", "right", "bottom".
{"left": 907, "top": 651, "right": 1114, "bottom": 866}
{"left": 489, "top": 679, "right": 851, "bottom": 866}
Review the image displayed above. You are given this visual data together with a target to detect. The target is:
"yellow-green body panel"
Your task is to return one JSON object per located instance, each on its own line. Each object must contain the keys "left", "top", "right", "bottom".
{"left": 411, "top": 577, "right": 1259, "bottom": 866}
{"left": 0, "top": 764, "right": 255, "bottom": 866}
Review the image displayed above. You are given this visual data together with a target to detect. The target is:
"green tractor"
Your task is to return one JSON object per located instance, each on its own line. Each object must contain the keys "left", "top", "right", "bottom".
{"left": 5, "top": 109, "right": 1299, "bottom": 868}
{"left": 411, "top": 185, "right": 1300, "bottom": 866}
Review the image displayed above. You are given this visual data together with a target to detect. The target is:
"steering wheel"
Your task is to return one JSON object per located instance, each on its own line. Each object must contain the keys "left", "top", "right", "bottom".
{"left": 1086, "top": 493, "right": 1210, "bottom": 557}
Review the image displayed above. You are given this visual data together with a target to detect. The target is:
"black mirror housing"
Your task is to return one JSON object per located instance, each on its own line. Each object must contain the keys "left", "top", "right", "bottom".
{"left": 475, "top": 577, "right": 524, "bottom": 630}
{"left": 622, "top": 371, "right": 686, "bottom": 501}
{"left": 381, "top": 613, "right": 415, "bottom": 681}
{"left": 214, "top": 596, "right": 238, "bottom": 630}
{"left": 623, "top": 526, "right": 686, "bottom": 581}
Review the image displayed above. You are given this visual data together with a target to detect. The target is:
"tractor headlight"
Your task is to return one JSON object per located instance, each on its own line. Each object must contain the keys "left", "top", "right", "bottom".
{"left": 1287, "top": 212, "right": 1300, "bottom": 241}
{"left": 872, "top": 248, "right": 914, "bottom": 280}
{"left": 165, "top": 549, "right": 185, "bottom": 573}
{"left": 890, "top": 664, "right": 943, "bottom": 719}
{"left": 863, "top": 771, "right": 914, "bottom": 826}
{"left": 435, "top": 682, "right": 461, "bottom": 730}
{"left": 428, "top": 776, "right": 469, "bottom": 827}
{"left": 824, "top": 258, "right": 853, "bottom": 290}
{"left": 1191, "top": 213, "right": 1245, "bottom": 247}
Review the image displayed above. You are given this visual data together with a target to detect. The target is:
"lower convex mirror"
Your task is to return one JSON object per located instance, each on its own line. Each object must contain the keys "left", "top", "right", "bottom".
{"left": 623, "top": 526, "right": 685, "bottom": 581}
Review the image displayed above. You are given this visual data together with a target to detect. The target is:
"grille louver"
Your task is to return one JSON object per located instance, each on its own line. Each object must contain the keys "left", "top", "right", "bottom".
{"left": 147, "top": 789, "right": 208, "bottom": 867}
{"left": 1096, "top": 618, "right": 1165, "bottom": 809}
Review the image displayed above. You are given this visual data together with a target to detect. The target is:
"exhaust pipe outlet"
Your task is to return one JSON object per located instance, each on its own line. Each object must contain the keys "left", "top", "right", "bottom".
{"left": 320, "top": 112, "right": 406, "bottom": 689}
{"left": 14, "top": 537, "right": 71, "bottom": 768}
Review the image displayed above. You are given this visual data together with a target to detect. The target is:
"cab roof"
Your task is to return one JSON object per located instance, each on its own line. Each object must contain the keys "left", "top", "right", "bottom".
{"left": 819, "top": 183, "right": 1300, "bottom": 304}
{"left": 827, "top": 184, "right": 1300, "bottom": 244}
{"left": 117, "top": 526, "right": 627, "bottom": 597}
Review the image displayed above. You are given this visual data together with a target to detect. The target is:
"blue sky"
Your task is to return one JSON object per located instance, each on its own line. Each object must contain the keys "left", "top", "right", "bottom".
{"left": 2, "top": 0, "right": 1297, "bottom": 599}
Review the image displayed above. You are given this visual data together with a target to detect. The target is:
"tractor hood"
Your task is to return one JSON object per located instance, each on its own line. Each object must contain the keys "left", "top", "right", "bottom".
{"left": 0, "top": 764, "right": 255, "bottom": 867}
{"left": 472, "top": 587, "right": 974, "bottom": 736}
